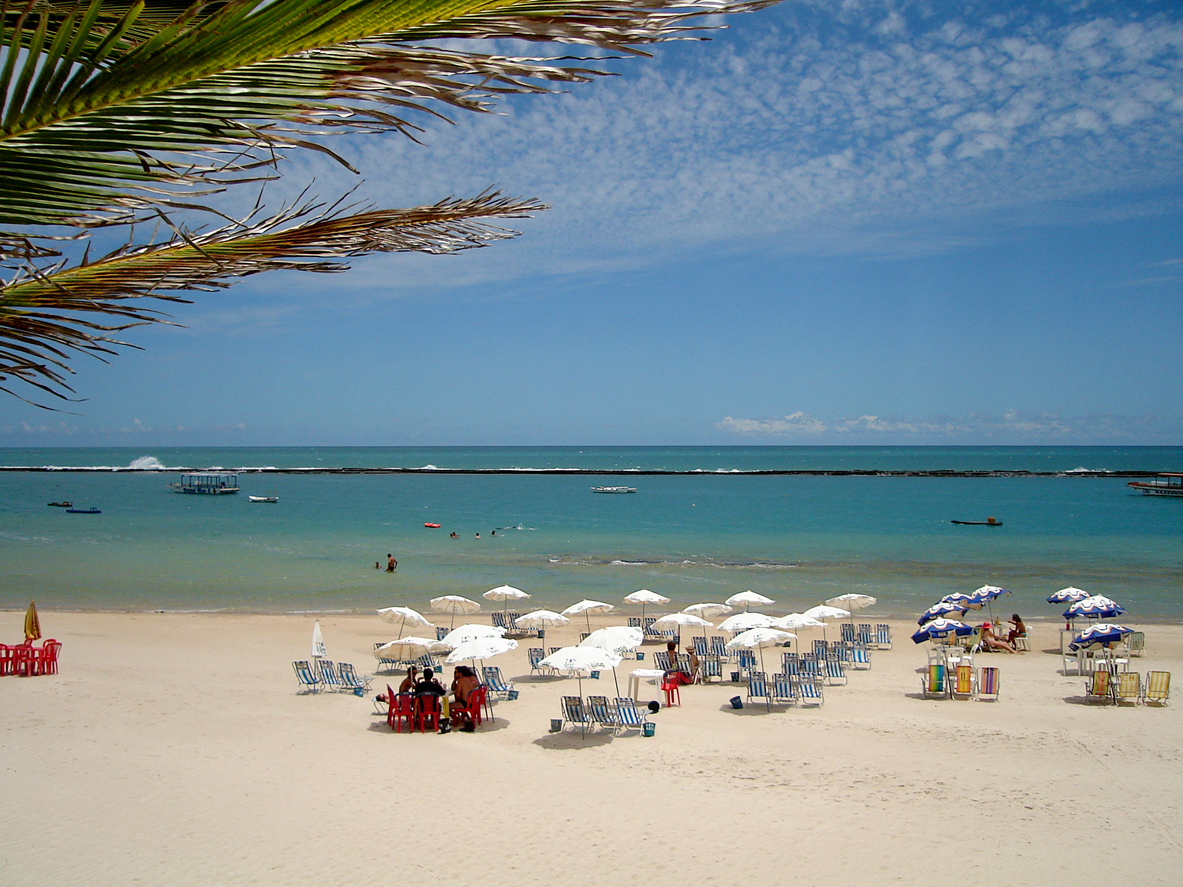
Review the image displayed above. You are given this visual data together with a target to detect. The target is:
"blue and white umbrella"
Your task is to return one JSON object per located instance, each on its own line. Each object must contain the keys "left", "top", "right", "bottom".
{"left": 1063, "top": 595, "right": 1124, "bottom": 622}
{"left": 919, "top": 601, "right": 968, "bottom": 625}
{"left": 941, "top": 592, "right": 982, "bottom": 611}
{"left": 972, "top": 585, "right": 1011, "bottom": 622}
{"left": 1047, "top": 586, "right": 1089, "bottom": 605}
{"left": 1069, "top": 623, "right": 1133, "bottom": 652}
{"left": 912, "top": 618, "right": 973, "bottom": 644}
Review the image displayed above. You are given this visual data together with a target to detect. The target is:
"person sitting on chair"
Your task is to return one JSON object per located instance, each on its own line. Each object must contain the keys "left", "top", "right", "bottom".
{"left": 1007, "top": 614, "right": 1027, "bottom": 648}
{"left": 450, "top": 665, "right": 481, "bottom": 732}
{"left": 667, "top": 641, "right": 694, "bottom": 685}
{"left": 398, "top": 665, "right": 418, "bottom": 695}
{"left": 981, "top": 621, "right": 1016, "bottom": 653}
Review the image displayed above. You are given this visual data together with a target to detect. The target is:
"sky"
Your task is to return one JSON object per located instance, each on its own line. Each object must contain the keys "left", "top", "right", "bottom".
{"left": 2, "top": 0, "right": 1182, "bottom": 446}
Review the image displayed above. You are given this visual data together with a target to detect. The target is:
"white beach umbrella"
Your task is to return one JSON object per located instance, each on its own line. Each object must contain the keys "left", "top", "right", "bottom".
{"left": 770, "top": 613, "right": 824, "bottom": 649}
{"left": 430, "top": 595, "right": 481, "bottom": 629}
{"left": 802, "top": 605, "right": 850, "bottom": 621}
{"left": 515, "top": 609, "right": 570, "bottom": 630}
{"left": 445, "top": 636, "right": 518, "bottom": 665}
{"left": 484, "top": 584, "right": 531, "bottom": 625}
{"left": 624, "top": 589, "right": 670, "bottom": 622}
{"left": 826, "top": 593, "right": 876, "bottom": 624}
{"left": 718, "top": 612, "right": 774, "bottom": 633}
{"left": 651, "top": 612, "right": 714, "bottom": 631}
{"left": 311, "top": 620, "right": 327, "bottom": 660}
{"left": 683, "top": 602, "right": 733, "bottom": 618}
{"left": 726, "top": 628, "right": 796, "bottom": 711}
{"left": 439, "top": 623, "right": 506, "bottom": 650}
{"left": 377, "top": 606, "right": 432, "bottom": 640}
{"left": 562, "top": 599, "right": 616, "bottom": 632}
{"left": 725, "top": 590, "right": 775, "bottom": 611}
{"left": 373, "top": 636, "right": 447, "bottom": 668}
{"left": 539, "top": 645, "right": 624, "bottom": 736}
{"left": 580, "top": 626, "right": 643, "bottom": 695}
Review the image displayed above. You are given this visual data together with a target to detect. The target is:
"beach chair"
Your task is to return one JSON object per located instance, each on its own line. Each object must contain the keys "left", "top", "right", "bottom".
{"left": 1143, "top": 671, "right": 1170, "bottom": 706}
{"left": 482, "top": 666, "right": 514, "bottom": 699}
{"left": 505, "top": 612, "right": 529, "bottom": 638}
{"left": 387, "top": 689, "right": 415, "bottom": 732}
{"left": 373, "top": 642, "right": 400, "bottom": 673}
{"left": 813, "top": 639, "right": 829, "bottom": 658}
{"left": 850, "top": 645, "right": 872, "bottom": 670}
{"left": 736, "top": 649, "right": 757, "bottom": 678}
{"left": 587, "top": 695, "right": 618, "bottom": 730}
{"left": 338, "top": 662, "right": 372, "bottom": 694}
{"left": 661, "top": 671, "right": 681, "bottom": 707}
{"left": 702, "top": 655, "right": 723, "bottom": 683}
{"left": 823, "top": 657, "right": 847, "bottom": 686}
{"left": 628, "top": 617, "right": 642, "bottom": 630}
{"left": 436, "top": 626, "right": 449, "bottom": 641}
{"left": 1084, "top": 668, "right": 1112, "bottom": 704}
{"left": 315, "top": 659, "right": 342, "bottom": 691}
{"left": 548, "top": 647, "right": 562, "bottom": 658}
{"left": 875, "top": 624, "right": 892, "bottom": 649}
{"left": 692, "top": 636, "right": 708, "bottom": 658}
{"left": 781, "top": 651, "right": 799, "bottom": 676}
{"left": 951, "top": 664, "right": 975, "bottom": 700}
{"left": 528, "top": 647, "right": 548, "bottom": 676}
{"left": 491, "top": 611, "right": 508, "bottom": 631}
{"left": 921, "top": 663, "right": 948, "bottom": 699}
{"left": 710, "top": 636, "right": 728, "bottom": 659}
{"left": 614, "top": 697, "right": 649, "bottom": 735}
{"left": 795, "top": 676, "right": 824, "bottom": 707}
{"left": 747, "top": 671, "right": 768, "bottom": 706}
{"left": 562, "top": 696, "right": 592, "bottom": 735}
{"left": 857, "top": 624, "right": 874, "bottom": 647}
{"left": 840, "top": 623, "right": 856, "bottom": 646}
{"left": 292, "top": 660, "right": 321, "bottom": 693}
{"left": 965, "top": 627, "right": 984, "bottom": 654}
{"left": 1126, "top": 631, "right": 1146, "bottom": 657}
{"left": 1115, "top": 672, "right": 1141, "bottom": 705}
{"left": 977, "top": 666, "right": 1001, "bottom": 702}
{"left": 415, "top": 653, "right": 441, "bottom": 673}
{"left": 653, "top": 650, "right": 671, "bottom": 672}
{"left": 799, "top": 656, "right": 823, "bottom": 684}
{"left": 771, "top": 673, "right": 796, "bottom": 706}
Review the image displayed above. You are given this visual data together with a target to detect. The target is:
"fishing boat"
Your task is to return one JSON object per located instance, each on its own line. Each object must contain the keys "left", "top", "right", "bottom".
{"left": 1127, "top": 473, "right": 1183, "bottom": 497}
{"left": 248, "top": 495, "right": 279, "bottom": 503}
{"left": 47, "top": 501, "right": 72, "bottom": 508}
{"left": 951, "top": 517, "right": 1003, "bottom": 526}
{"left": 170, "top": 473, "right": 240, "bottom": 495}
{"left": 66, "top": 506, "right": 101, "bottom": 514}
{"left": 591, "top": 486, "right": 636, "bottom": 494}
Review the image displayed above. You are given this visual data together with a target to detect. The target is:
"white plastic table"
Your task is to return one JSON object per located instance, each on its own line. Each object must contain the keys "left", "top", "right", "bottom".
{"left": 628, "top": 668, "right": 665, "bottom": 700}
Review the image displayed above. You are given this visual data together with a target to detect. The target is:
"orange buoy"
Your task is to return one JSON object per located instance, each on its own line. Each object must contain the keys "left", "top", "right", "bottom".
{"left": 424, "top": 522, "right": 441, "bottom": 528}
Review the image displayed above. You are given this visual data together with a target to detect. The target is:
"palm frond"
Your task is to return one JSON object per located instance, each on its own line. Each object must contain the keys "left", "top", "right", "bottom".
{"left": 0, "top": 190, "right": 545, "bottom": 404}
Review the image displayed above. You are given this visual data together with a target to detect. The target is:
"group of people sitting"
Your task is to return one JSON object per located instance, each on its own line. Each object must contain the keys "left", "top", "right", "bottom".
{"left": 665, "top": 640, "right": 700, "bottom": 685}
{"left": 377, "top": 664, "right": 482, "bottom": 732}
{"left": 980, "top": 614, "right": 1027, "bottom": 654}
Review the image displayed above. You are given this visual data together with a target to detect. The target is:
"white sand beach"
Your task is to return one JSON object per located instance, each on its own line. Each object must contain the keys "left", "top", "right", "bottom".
{"left": 2, "top": 612, "right": 1181, "bottom": 886}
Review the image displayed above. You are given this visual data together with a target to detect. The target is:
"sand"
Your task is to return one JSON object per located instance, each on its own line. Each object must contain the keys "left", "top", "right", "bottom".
{"left": 2, "top": 611, "right": 1181, "bottom": 886}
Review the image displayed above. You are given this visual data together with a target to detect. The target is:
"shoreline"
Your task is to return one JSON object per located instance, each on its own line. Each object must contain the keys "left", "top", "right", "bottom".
{"left": 0, "top": 466, "right": 1165, "bottom": 477}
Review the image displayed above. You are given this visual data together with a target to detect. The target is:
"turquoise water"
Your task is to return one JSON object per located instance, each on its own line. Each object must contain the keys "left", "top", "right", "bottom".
{"left": 1, "top": 447, "right": 1180, "bottom": 620}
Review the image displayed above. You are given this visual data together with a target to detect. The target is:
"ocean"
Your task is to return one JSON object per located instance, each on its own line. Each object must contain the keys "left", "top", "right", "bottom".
{"left": 1, "top": 446, "right": 1180, "bottom": 621}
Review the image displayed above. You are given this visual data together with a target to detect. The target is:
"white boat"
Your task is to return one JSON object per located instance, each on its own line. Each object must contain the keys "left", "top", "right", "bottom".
{"left": 591, "top": 486, "right": 636, "bottom": 494}
{"left": 170, "top": 473, "right": 239, "bottom": 494}
{"left": 249, "top": 495, "right": 279, "bottom": 503}
{"left": 1127, "top": 473, "right": 1183, "bottom": 497}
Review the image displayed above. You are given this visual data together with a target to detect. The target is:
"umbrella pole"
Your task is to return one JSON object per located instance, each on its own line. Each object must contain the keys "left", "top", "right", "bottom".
{"left": 759, "top": 648, "right": 770, "bottom": 711}
{"left": 397, "top": 616, "right": 406, "bottom": 641}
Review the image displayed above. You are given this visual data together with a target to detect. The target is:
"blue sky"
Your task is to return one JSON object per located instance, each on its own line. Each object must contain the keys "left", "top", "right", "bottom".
{"left": 3, "top": 0, "right": 1182, "bottom": 446}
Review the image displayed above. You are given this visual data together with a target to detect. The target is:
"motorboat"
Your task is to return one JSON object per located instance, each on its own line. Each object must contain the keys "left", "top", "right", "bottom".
{"left": 66, "top": 506, "right": 101, "bottom": 514}
{"left": 591, "top": 486, "right": 636, "bottom": 494}
{"left": 1127, "top": 473, "right": 1183, "bottom": 497}
{"left": 248, "top": 495, "right": 279, "bottom": 503}
{"left": 170, "top": 473, "right": 240, "bottom": 494}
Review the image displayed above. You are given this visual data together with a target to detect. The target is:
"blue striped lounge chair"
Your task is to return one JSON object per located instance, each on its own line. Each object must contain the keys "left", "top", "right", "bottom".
{"left": 823, "top": 657, "right": 847, "bottom": 686}
{"left": 482, "top": 665, "right": 514, "bottom": 699}
{"left": 528, "top": 647, "right": 547, "bottom": 675}
{"left": 587, "top": 695, "right": 618, "bottom": 730}
{"left": 736, "top": 649, "right": 757, "bottom": 678}
{"left": 652, "top": 650, "right": 671, "bottom": 671}
{"left": 795, "top": 676, "right": 824, "bottom": 707}
{"left": 628, "top": 617, "right": 643, "bottom": 629}
{"left": 857, "top": 624, "right": 874, "bottom": 646}
{"left": 830, "top": 643, "right": 851, "bottom": 664}
{"left": 292, "top": 660, "right": 321, "bottom": 693}
{"left": 491, "top": 611, "right": 508, "bottom": 630}
{"left": 840, "top": 623, "right": 856, "bottom": 646}
{"left": 702, "top": 655, "right": 723, "bottom": 682}
{"left": 373, "top": 642, "right": 401, "bottom": 673}
{"left": 337, "top": 662, "right": 372, "bottom": 695}
{"left": 781, "top": 652, "right": 799, "bottom": 677}
{"left": 875, "top": 623, "right": 892, "bottom": 649}
{"left": 692, "top": 636, "right": 708, "bottom": 658}
{"left": 799, "top": 656, "right": 823, "bottom": 683}
{"left": 710, "top": 636, "right": 728, "bottom": 659}
{"left": 316, "top": 659, "right": 343, "bottom": 692}
{"left": 850, "top": 645, "right": 872, "bottom": 670}
{"left": 562, "top": 696, "right": 592, "bottom": 736}
{"left": 614, "top": 697, "right": 649, "bottom": 734}
{"left": 771, "top": 673, "right": 796, "bottom": 706}
{"left": 747, "top": 671, "right": 768, "bottom": 705}
{"left": 812, "top": 639, "right": 828, "bottom": 658}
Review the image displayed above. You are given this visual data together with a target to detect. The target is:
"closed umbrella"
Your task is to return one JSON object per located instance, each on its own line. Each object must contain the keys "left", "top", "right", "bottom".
{"left": 23, "top": 601, "right": 41, "bottom": 642}
{"left": 311, "top": 619, "right": 327, "bottom": 660}
{"left": 562, "top": 599, "right": 615, "bottom": 633}
{"left": 726, "top": 628, "right": 796, "bottom": 710}
{"left": 430, "top": 595, "right": 481, "bottom": 630}
{"left": 378, "top": 606, "right": 432, "bottom": 640}
{"left": 623, "top": 589, "right": 670, "bottom": 622}
{"left": 725, "top": 591, "right": 774, "bottom": 611}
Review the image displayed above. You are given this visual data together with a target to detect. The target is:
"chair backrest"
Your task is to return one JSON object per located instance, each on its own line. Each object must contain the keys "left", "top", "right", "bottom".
{"left": 875, "top": 624, "right": 891, "bottom": 645}
{"left": 812, "top": 639, "right": 827, "bottom": 657}
{"left": 966, "top": 627, "right": 982, "bottom": 651}
{"left": 825, "top": 658, "right": 844, "bottom": 678}
{"left": 653, "top": 651, "right": 671, "bottom": 671}
{"left": 978, "top": 666, "right": 1000, "bottom": 698}
{"left": 1090, "top": 669, "right": 1110, "bottom": 697}
{"left": 615, "top": 697, "right": 643, "bottom": 727}
{"left": 748, "top": 671, "right": 766, "bottom": 696}
{"left": 852, "top": 645, "right": 870, "bottom": 664}
{"left": 628, "top": 617, "right": 642, "bottom": 628}
{"left": 692, "top": 636, "right": 708, "bottom": 657}
{"left": 955, "top": 664, "right": 973, "bottom": 694}
{"left": 293, "top": 661, "right": 319, "bottom": 687}
{"left": 676, "top": 653, "right": 692, "bottom": 673}
{"left": 737, "top": 650, "right": 756, "bottom": 670}
{"left": 643, "top": 617, "right": 656, "bottom": 630}
{"left": 710, "top": 636, "right": 728, "bottom": 657}
{"left": 798, "top": 678, "right": 823, "bottom": 700}
{"left": 395, "top": 692, "right": 415, "bottom": 715}
{"left": 1145, "top": 670, "right": 1170, "bottom": 701}
{"left": 781, "top": 653, "right": 798, "bottom": 676}
{"left": 857, "top": 626, "right": 873, "bottom": 646}
{"left": 927, "top": 663, "right": 945, "bottom": 691}
{"left": 338, "top": 662, "right": 360, "bottom": 688}
{"left": 1117, "top": 672, "right": 1140, "bottom": 699}
{"left": 317, "top": 659, "right": 339, "bottom": 686}
{"left": 436, "top": 626, "right": 448, "bottom": 640}
{"left": 587, "top": 695, "right": 613, "bottom": 724}
{"left": 704, "top": 655, "right": 722, "bottom": 678}
{"left": 507, "top": 612, "right": 522, "bottom": 625}
{"left": 562, "top": 696, "right": 586, "bottom": 722}
{"left": 482, "top": 666, "right": 507, "bottom": 691}
{"left": 1127, "top": 631, "right": 1146, "bottom": 654}
{"left": 548, "top": 647, "right": 561, "bottom": 656}
{"left": 841, "top": 623, "right": 856, "bottom": 643}
{"left": 528, "top": 647, "right": 544, "bottom": 665}
{"left": 800, "top": 657, "right": 821, "bottom": 677}
{"left": 772, "top": 673, "right": 793, "bottom": 699}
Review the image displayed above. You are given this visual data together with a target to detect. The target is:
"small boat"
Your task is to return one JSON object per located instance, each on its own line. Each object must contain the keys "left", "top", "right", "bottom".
{"left": 47, "top": 501, "right": 72, "bottom": 508}
{"left": 170, "top": 473, "right": 240, "bottom": 494}
{"left": 424, "top": 522, "right": 441, "bottom": 528}
{"left": 248, "top": 495, "right": 279, "bottom": 503}
{"left": 591, "top": 486, "right": 636, "bottom": 494}
{"left": 1127, "top": 473, "right": 1183, "bottom": 497}
{"left": 66, "top": 506, "right": 101, "bottom": 514}
{"left": 951, "top": 518, "right": 1002, "bottom": 526}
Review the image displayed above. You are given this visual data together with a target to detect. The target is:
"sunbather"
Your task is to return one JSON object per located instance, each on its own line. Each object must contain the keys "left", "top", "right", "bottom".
{"left": 981, "top": 622, "right": 1016, "bottom": 653}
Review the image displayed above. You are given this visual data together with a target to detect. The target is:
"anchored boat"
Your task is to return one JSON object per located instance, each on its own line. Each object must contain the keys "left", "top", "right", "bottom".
{"left": 170, "top": 473, "right": 240, "bottom": 495}
{"left": 591, "top": 486, "right": 636, "bottom": 494}
{"left": 1127, "top": 473, "right": 1183, "bottom": 497}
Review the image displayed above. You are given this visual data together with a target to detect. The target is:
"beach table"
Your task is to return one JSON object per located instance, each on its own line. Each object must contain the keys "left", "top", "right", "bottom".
{"left": 628, "top": 668, "right": 665, "bottom": 701}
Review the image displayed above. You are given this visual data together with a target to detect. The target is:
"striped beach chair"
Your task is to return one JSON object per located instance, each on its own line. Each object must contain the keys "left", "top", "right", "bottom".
{"left": 921, "top": 663, "right": 948, "bottom": 699}
{"left": 875, "top": 624, "right": 892, "bottom": 649}
{"left": 977, "top": 666, "right": 1001, "bottom": 702}
{"left": 1143, "top": 671, "right": 1170, "bottom": 705}
{"left": 796, "top": 676, "right": 824, "bottom": 707}
{"left": 771, "top": 673, "right": 796, "bottom": 706}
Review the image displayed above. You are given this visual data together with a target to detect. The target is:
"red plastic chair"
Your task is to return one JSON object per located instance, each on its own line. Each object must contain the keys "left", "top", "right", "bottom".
{"left": 13, "top": 642, "right": 35, "bottom": 677}
{"left": 0, "top": 644, "right": 11, "bottom": 676}
{"left": 392, "top": 694, "right": 415, "bottom": 733}
{"left": 39, "top": 639, "right": 61, "bottom": 675}
{"left": 452, "top": 685, "right": 486, "bottom": 729}
{"left": 416, "top": 694, "right": 441, "bottom": 733}
{"left": 661, "top": 671, "right": 681, "bottom": 707}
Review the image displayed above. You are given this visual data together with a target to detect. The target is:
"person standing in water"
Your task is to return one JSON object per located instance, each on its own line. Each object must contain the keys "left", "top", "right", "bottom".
{"left": 386, "top": 553, "right": 397, "bottom": 572}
